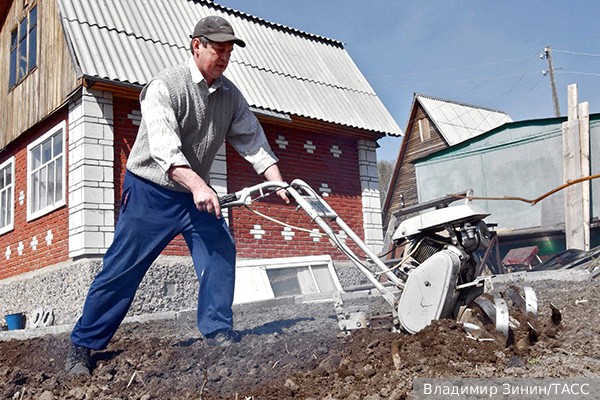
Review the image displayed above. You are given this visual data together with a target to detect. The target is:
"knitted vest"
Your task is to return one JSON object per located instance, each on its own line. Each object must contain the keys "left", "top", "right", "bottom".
{"left": 126, "top": 64, "right": 242, "bottom": 191}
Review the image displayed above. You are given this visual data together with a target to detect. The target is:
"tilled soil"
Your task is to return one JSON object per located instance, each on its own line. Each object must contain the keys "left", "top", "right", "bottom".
{"left": 1, "top": 277, "right": 600, "bottom": 399}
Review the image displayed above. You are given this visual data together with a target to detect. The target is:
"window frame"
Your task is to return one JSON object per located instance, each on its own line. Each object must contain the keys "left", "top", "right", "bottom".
{"left": 26, "top": 121, "right": 66, "bottom": 221}
{"left": 8, "top": 4, "right": 38, "bottom": 90}
{"left": 0, "top": 157, "right": 16, "bottom": 235}
{"left": 265, "top": 263, "right": 338, "bottom": 298}
{"left": 234, "top": 255, "right": 344, "bottom": 304}
{"left": 9, "top": 29, "right": 18, "bottom": 88}
{"left": 27, "top": 5, "right": 38, "bottom": 75}
{"left": 418, "top": 118, "right": 431, "bottom": 142}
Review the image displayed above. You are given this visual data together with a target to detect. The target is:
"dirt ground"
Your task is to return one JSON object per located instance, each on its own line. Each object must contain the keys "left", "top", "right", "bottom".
{"left": 1, "top": 276, "right": 600, "bottom": 400}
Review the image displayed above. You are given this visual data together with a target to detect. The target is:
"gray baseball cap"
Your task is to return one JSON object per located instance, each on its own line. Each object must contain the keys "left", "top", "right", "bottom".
{"left": 191, "top": 16, "right": 246, "bottom": 47}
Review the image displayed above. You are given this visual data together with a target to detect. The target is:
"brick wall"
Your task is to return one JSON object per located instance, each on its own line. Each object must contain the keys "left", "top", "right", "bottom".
{"left": 113, "top": 97, "right": 189, "bottom": 255}
{"left": 0, "top": 110, "right": 70, "bottom": 279}
{"left": 227, "top": 125, "right": 364, "bottom": 261}
{"left": 0, "top": 98, "right": 367, "bottom": 280}
{"left": 113, "top": 100, "right": 365, "bottom": 261}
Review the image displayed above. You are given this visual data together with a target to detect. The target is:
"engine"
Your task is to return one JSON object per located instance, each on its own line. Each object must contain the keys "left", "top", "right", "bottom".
{"left": 392, "top": 204, "right": 492, "bottom": 333}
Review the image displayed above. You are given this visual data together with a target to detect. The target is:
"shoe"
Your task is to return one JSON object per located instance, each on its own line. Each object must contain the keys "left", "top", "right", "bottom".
{"left": 205, "top": 329, "right": 242, "bottom": 347}
{"left": 65, "top": 344, "right": 92, "bottom": 376}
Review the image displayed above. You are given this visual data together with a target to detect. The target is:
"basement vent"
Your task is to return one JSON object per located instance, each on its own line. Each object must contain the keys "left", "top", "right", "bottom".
{"left": 266, "top": 265, "right": 336, "bottom": 298}
{"left": 233, "top": 255, "right": 344, "bottom": 304}
{"left": 163, "top": 282, "right": 177, "bottom": 297}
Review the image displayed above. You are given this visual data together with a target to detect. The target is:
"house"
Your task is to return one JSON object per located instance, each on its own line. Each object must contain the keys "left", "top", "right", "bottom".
{"left": 381, "top": 93, "right": 512, "bottom": 252}
{"left": 412, "top": 113, "right": 600, "bottom": 255}
{"left": 0, "top": 0, "right": 401, "bottom": 324}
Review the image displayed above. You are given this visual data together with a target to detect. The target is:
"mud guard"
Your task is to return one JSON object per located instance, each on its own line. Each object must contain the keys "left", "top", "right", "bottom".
{"left": 397, "top": 248, "right": 462, "bottom": 334}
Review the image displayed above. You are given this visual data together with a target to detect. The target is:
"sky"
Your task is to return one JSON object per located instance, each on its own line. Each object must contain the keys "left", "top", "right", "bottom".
{"left": 216, "top": 0, "right": 600, "bottom": 161}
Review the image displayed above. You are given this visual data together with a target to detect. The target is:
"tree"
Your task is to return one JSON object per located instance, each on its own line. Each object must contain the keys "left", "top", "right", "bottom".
{"left": 377, "top": 160, "right": 394, "bottom": 206}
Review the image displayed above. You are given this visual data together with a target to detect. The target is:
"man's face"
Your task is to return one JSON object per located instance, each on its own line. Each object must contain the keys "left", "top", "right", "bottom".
{"left": 193, "top": 38, "right": 234, "bottom": 84}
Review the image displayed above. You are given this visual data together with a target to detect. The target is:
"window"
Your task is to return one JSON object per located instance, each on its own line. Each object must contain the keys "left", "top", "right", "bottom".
{"left": 0, "top": 157, "right": 16, "bottom": 235}
{"left": 9, "top": 5, "right": 37, "bottom": 89}
{"left": 266, "top": 265, "right": 337, "bottom": 298}
{"left": 27, "top": 121, "right": 66, "bottom": 220}
{"left": 233, "top": 256, "right": 343, "bottom": 304}
{"left": 418, "top": 118, "right": 431, "bottom": 142}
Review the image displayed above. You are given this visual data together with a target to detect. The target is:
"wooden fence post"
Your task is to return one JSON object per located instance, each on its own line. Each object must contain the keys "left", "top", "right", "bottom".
{"left": 579, "top": 101, "right": 591, "bottom": 250}
{"left": 563, "top": 84, "right": 591, "bottom": 250}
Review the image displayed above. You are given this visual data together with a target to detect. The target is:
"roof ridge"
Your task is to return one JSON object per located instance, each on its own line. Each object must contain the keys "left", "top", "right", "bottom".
{"left": 415, "top": 92, "right": 510, "bottom": 115}
{"left": 207, "top": 0, "right": 345, "bottom": 48}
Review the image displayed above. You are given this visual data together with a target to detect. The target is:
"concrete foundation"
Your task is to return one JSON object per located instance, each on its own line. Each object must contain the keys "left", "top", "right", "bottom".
{"left": 0, "top": 256, "right": 370, "bottom": 329}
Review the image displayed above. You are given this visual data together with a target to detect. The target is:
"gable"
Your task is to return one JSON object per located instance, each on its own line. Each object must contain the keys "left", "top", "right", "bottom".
{"left": 382, "top": 93, "right": 512, "bottom": 229}
{"left": 382, "top": 102, "right": 447, "bottom": 225}
{"left": 0, "top": 0, "right": 79, "bottom": 149}
{"left": 417, "top": 94, "right": 512, "bottom": 145}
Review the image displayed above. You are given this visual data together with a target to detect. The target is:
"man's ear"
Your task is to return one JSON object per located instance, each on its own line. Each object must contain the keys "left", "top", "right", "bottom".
{"left": 192, "top": 37, "right": 202, "bottom": 54}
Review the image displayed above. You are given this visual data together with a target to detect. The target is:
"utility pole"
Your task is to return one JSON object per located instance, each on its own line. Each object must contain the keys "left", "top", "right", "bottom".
{"left": 543, "top": 46, "right": 561, "bottom": 117}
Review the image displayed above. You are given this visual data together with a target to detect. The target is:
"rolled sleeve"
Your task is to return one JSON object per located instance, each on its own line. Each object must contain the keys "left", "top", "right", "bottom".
{"left": 141, "top": 80, "right": 190, "bottom": 174}
{"left": 244, "top": 147, "right": 279, "bottom": 175}
{"left": 227, "top": 96, "right": 278, "bottom": 175}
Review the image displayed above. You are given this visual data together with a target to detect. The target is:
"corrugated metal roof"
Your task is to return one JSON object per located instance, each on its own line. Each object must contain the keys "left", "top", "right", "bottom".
{"left": 57, "top": 0, "right": 402, "bottom": 136}
{"left": 416, "top": 94, "right": 512, "bottom": 145}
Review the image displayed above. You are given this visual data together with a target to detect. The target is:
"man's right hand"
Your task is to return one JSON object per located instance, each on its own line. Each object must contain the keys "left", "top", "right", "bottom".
{"left": 168, "top": 165, "right": 222, "bottom": 218}
{"left": 191, "top": 185, "right": 222, "bottom": 218}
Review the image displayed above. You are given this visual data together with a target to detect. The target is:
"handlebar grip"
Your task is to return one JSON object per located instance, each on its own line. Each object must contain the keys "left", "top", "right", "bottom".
{"left": 218, "top": 193, "right": 238, "bottom": 207}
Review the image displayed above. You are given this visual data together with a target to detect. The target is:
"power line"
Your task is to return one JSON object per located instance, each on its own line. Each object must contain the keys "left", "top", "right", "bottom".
{"left": 400, "top": 54, "right": 547, "bottom": 138}
{"left": 503, "top": 76, "right": 545, "bottom": 116}
{"left": 365, "top": 54, "right": 535, "bottom": 80}
{"left": 456, "top": 71, "right": 544, "bottom": 134}
{"left": 484, "top": 73, "right": 544, "bottom": 109}
{"left": 553, "top": 49, "right": 600, "bottom": 57}
{"left": 372, "top": 70, "right": 540, "bottom": 90}
{"left": 552, "top": 38, "right": 599, "bottom": 49}
{"left": 456, "top": 53, "right": 539, "bottom": 99}
{"left": 557, "top": 70, "right": 600, "bottom": 77}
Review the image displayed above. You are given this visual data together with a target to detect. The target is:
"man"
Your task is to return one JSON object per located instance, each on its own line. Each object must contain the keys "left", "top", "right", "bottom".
{"left": 65, "top": 15, "right": 289, "bottom": 376}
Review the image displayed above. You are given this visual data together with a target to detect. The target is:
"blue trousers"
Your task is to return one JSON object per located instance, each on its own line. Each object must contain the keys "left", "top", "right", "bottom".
{"left": 71, "top": 171, "right": 236, "bottom": 350}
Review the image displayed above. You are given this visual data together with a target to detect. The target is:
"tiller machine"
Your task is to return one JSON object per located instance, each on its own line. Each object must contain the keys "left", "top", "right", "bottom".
{"left": 220, "top": 179, "right": 546, "bottom": 343}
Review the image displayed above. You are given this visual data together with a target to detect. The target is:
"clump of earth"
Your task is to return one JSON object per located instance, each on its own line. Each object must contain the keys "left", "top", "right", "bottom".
{"left": 1, "top": 277, "right": 600, "bottom": 399}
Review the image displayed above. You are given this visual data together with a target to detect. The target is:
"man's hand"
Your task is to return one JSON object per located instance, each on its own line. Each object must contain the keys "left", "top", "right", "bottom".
{"left": 191, "top": 185, "right": 221, "bottom": 218}
{"left": 275, "top": 188, "right": 290, "bottom": 204}
{"left": 168, "top": 166, "right": 222, "bottom": 218}
{"left": 263, "top": 164, "right": 290, "bottom": 204}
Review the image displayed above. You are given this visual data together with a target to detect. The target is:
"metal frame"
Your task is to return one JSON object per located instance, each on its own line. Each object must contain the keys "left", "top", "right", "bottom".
{"left": 221, "top": 179, "right": 404, "bottom": 312}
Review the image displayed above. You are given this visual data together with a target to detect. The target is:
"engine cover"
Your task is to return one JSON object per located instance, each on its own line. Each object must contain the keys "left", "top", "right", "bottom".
{"left": 398, "top": 248, "right": 462, "bottom": 334}
{"left": 392, "top": 204, "right": 490, "bottom": 241}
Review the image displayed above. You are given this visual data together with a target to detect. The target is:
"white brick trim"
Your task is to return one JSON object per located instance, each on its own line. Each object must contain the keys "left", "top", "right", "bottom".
{"left": 250, "top": 224, "right": 266, "bottom": 240}
{"left": 45, "top": 230, "right": 54, "bottom": 246}
{"left": 281, "top": 226, "right": 295, "bottom": 241}
{"left": 30, "top": 236, "right": 38, "bottom": 251}
{"left": 358, "top": 140, "right": 384, "bottom": 254}
{"left": 330, "top": 145, "right": 342, "bottom": 158}
{"left": 304, "top": 140, "right": 316, "bottom": 154}
{"left": 319, "top": 183, "right": 331, "bottom": 197}
{"left": 276, "top": 135, "right": 288, "bottom": 149}
{"left": 68, "top": 87, "right": 115, "bottom": 258}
